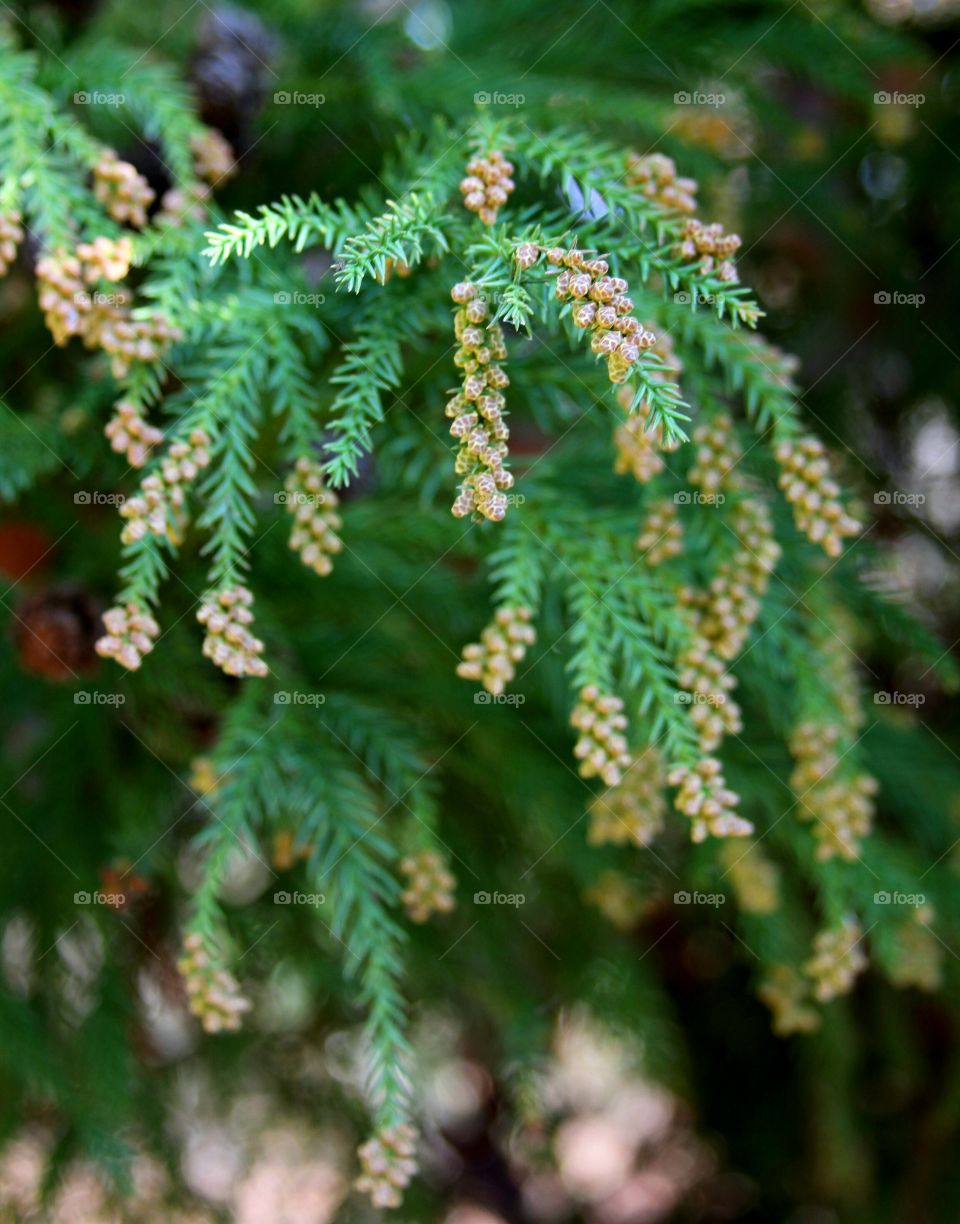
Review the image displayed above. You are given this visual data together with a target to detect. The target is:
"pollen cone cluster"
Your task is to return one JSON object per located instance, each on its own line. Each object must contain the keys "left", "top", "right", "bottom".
{"left": 197, "top": 585, "right": 268, "bottom": 678}
{"left": 758, "top": 965, "right": 820, "bottom": 1035}
{"left": 190, "top": 127, "right": 236, "bottom": 185}
{"left": 447, "top": 282, "right": 513, "bottom": 522}
{"left": 177, "top": 932, "right": 251, "bottom": 1034}
{"left": 105, "top": 400, "right": 164, "bottom": 468}
{"left": 0, "top": 209, "right": 24, "bottom": 275}
{"left": 636, "top": 497, "right": 684, "bottom": 566}
{"left": 676, "top": 218, "right": 741, "bottom": 283}
{"left": 284, "top": 457, "right": 343, "bottom": 577}
{"left": 95, "top": 602, "right": 160, "bottom": 670}
{"left": 459, "top": 150, "right": 514, "bottom": 225}
{"left": 587, "top": 747, "right": 666, "bottom": 848}
{"left": 119, "top": 429, "right": 212, "bottom": 545}
{"left": 668, "top": 757, "right": 752, "bottom": 841}
{"left": 399, "top": 850, "right": 456, "bottom": 923}
{"left": 570, "top": 686, "right": 631, "bottom": 787}
{"left": 774, "top": 435, "right": 860, "bottom": 557}
{"left": 804, "top": 918, "right": 867, "bottom": 1001}
{"left": 625, "top": 152, "right": 698, "bottom": 214}
{"left": 456, "top": 605, "right": 535, "bottom": 695}
{"left": 789, "top": 721, "right": 876, "bottom": 861}
{"left": 355, "top": 1124, "right": 418, "bottom": 1209}
{"left": 93, "top": 149, "right": 155, "bottom": 228}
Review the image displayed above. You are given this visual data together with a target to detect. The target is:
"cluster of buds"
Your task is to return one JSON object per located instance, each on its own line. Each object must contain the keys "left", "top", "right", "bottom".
{"left": 625, "top": 152, "right": 698, "bottom": 214}
{"left": 119, "top": 429, "right": 211, "bottom": 545}
{"left": 190, "top": 127, "right": 236, "bottom": 185}
{"left": 36, "top": 250, "right": 87, "bottom": 345}
{"left": 676, "top": 218, "right": 741, "bottom": 283}
{"left": 399, "top": 850, "right": 456, "bottom": 923}
{"left": 355, "top": 1124, "right": 418, "bottom": 1209}
{"left": 447, "top": 282, "right": 513, "bottom": 522}
{"left": 93, "top": 150, "right": 155, "bottom": 228}
{"left": 613, "top": 391, "right": 681, "bottom": 484}
{"left": 718, "top": 841, "right": 780, "bottom": 914}
{"left": 804, "top": 918, "right": 867, "bottom": 1001}
{"left": 584, "top": 870, "right": 645, "bottom": 931}
{"left": 636, "top": 498, "right": 684, "bottom": 566}
{"left": 104, "top": 400, "right": 164, "bottom": 468}
{"left": 668, "top": 757, "right": 752, "bottom": 841}
{"left": 456, "top": 605, "right": 535, "bottom": 696}
{"left": 95, "top": 602, "right": 160, "bottom": 670}
{"left": 774, "top": 435, "right": 860, "bottom": 557}
{"left": 88, "top": 306, "right": 181, "bottom": 379}
{"left": 888, "top": 910, "right": 942, "bottom": 992}
{"left": 197, "top": 585, "right": 268, "bottom": 678}
{"left": 177, "top": 932, "right": 251, "bottom": 1034}
{"left": 0, "top": 209, "right": 24, "bottom": 275}
{"left": 284, "top": 457, "right": 343, "bottom": 577}
{"left": 570, "top": 686, "right": 631, "bottom": 787}
{"left": 674, "top": 634, "right": 742, "bottom": 752}
{"left": 460, "top": 150, "right": 514, "bottom": 225}
{"left": 76, "top": 236, "right": 133, "bottom": 283}
{"left": 688, "top": 414, "right": 741, "bottom": 493}
{"left": 789, "top": 722, "right": 876, "bottom": 861}
{"left": 155, "top": 182, "right": 212, "bottom": 227}
{"left": 587, "top": 747, "right": 666, "bottom": 848}
{"left": 758, "top": 966, "right": 820, "bottom": 1036}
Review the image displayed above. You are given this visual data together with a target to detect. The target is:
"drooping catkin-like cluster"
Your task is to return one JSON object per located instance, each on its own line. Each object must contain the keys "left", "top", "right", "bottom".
{"left": 587, "top": 747, "right": 667, "bottom": 848}
{"left": 888, "top": 910, "right": 942, "bottom": 992}
{"left": 613, "top": 394, "right": 681, "bottom": 483}
{"left": 636, "top": 498, "right": 684, "bottom": 566}
{"left": 788, "top": 722, "right": 877, "bottom": 861}
{"left": 177, "top": 932, "right": 251, "bottom": 1034}
{"left": 189, "top": 127, "right": 236, "bottom": 185}
{"left": 570, "top": 686, "right": 632, "bottom": 787}
{"left": 687, "top": 413, "right": 742, "bottom": 494}
{"left": 668, "top": 757, "right": 752, "bottom": 841}
{"left": 625, "top": 152, "right": 698, "bottom": 214}
{"left": 95, "top": 602, "right": 160, "bottom": 670}
{"left": 459, "top": 150, "right": 514, "bottom": 225}
{"left": 447, "top": 282, "right": 513, "bottom": 522}
{"left": 676, "top": 218, "right": 741, "bottom": 283}
{"left": 399, "top": 850, "right": 456, "bottom": 923}
{"left": 355, "top": 1124, "right": 418, "bottom": 1210}
{"left": 804, "top": 918, "right": 867, "bottom": 1001}
{"left": 718, "top": 841, "right": 780, "bottom": 914}
{"left": 0, "top": 209, "right": 24, "bottom": 275}
{"left": 284, "top": 457, "right": 343, "bottom": 577}
{"left": 758, "top": 966, "right": 820, "bottom": 1035}
{"left": 76, "top": 235, "right": 133, "bottom": 283}
{"left": 674, "top": 637, "right": 742, "bottom": 752}
{"left": 774, "top": 435, "right": 860, "bottom": 557}
{"left": 155, "top": 182, "right": 212, "bottom": 227}
{"left": 104, "top": 400, "right": 164, "bottom": 468}
{"left": 35, "top": 250, "right": 87, "bottom": 345}
{"left": 93, "top": 150, "right": 155, "bottom": 228}
{"left": 119, "top": 429, "right": 212, "bottom": 544}
{"left": 197, "top": 585, "right": 268, "bottom": 678}
{"left": 456, "top": 605, "right": 535, "bottom": 696}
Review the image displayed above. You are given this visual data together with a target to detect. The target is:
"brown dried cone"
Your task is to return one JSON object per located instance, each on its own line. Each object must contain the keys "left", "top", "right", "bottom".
{"left": 456, "top": 605, "right": 535, "bottom": 696}
{"left": 788, "top": 722, "right": 876, "bottom": 861}
{"left": 625, "top": 152, "right": 698, "bottom": 214}
{"left": 96, "top": 602, "right": 160, "bottom": 670}
{"left": 190, "top": 127, "right": 237, "bottom": 185}
{"left": 284, "top": 457, "right": 343, "bottom": 576}
{"left": 676, "top": 218, "right": 741, "bottom": 283}
{"left": 447, "top": 282, "right": 513, "bottom": 522}
{"left": 459, "top": 149, "right": 514, "bottom": 225}
{"left": 197, "top": 585, "right": 268, "bottom": 678}
{"left": 570, "top": 686, "right": 631, "bottom": 787}
{"left": 668, "top": 756, "right": 752, "bottom": 841}
{"left": 636, "top": 498, "right": 683, "bottom": 566}
{"left": 177, "top": 932, "right": 251, "bottom": 1033}
{"left": 587, "top": 746, "right": 666, "bottom": 847}
{"left": 13, "top": 587, "right": 103, "bottom": 680}
{"left": 0, "top": 209, "right": 24, "bottom": 275}
{"left": 93, "top": 150, "right": 155, "bottom": 228}
{"left": 758, "top": 965, "right": 820, "bottom": 1035}
{"left": 804, "top": 918, "right": 867, "bottom": 1001}
{"left": 105, "top": 400, "right": 164, "bottom": 468}
{"left": 399, "top": 850, "right": 456, "bottom": 922}
{"left": 355, "top": 1123, "right": 418, "bottom": 1209}
{"left": 773, "top": 435, "right": 860, "bottom": 557}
